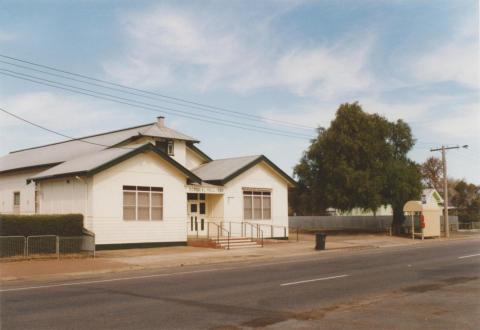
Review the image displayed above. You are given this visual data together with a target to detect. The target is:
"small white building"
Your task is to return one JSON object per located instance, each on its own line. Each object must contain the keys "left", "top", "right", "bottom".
{"left": 0, "top": 117, "right": 295, "bottom": 248}
{"left": 328, "top": 189, "right": 443, "bottom": 217}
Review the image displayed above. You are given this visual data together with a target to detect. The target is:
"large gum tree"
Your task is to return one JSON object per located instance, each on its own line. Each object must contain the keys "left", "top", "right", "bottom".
{"left": 292, "top": 102, "right": 422, "bottom": 230}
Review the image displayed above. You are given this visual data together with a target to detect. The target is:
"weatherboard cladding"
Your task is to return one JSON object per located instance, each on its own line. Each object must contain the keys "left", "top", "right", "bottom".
{"left": 0, "top": 122, "right": 198, "bottom": 173}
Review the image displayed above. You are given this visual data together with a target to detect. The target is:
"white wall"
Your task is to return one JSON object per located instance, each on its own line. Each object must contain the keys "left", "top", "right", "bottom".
{"left": 185, "top": 147, "right": 205, "bottom": 170}
{"left": 91, "top": 151, "right": 188, "bottom": 245}
{"left": 39, "top": 177, "right": 88, "bottom": 215}
{"left": 121, "top": 137, "right": 188, "bottom": 168}
{"left": 171, "top": 140, "right": 187, "bottom": 166}
{"left": 222, "top": 162, "right": 290, "bottom": 237}
{"left": 0, "top": 169, "right": 43, "bottom": 214}
{"left": 206, "top": 194, "right": 224, "bottom": 222}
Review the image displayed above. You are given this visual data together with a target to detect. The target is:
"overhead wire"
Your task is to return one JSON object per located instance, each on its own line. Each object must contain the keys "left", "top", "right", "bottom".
{"left": 0, "top": 69, "right": 314, "bottom": 140}
{"left": 0, "top": 59, "right": 314, "bottom": 133}
{"left": 0, "top": 53, "right": 316, "bottom": 130}
{"left": 0, "top": 106, "right": 134, "bottom": 149}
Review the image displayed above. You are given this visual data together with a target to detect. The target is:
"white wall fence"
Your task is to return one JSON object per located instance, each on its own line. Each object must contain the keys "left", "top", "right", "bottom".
{"left": 289, "top": 215, "right": 459, "bottom": 232}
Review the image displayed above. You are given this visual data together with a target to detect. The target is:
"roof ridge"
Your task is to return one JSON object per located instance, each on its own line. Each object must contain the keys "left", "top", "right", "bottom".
{"left": 210, "top": 154, "right": 262, "bottom": 162}
{"left": 190, "top": 154, "right": 262, "bottom": 173}
{"left": 9, "top": 122, "right": 154, "bottom": 154}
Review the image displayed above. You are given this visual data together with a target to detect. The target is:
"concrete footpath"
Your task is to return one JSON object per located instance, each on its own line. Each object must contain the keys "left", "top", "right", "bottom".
{"left": 1, "top": 232, "right": 477, "bottom": 282}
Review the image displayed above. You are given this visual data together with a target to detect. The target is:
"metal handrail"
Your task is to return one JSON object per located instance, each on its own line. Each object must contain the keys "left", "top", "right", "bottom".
{"left": 243, "top": 222, "right": 264, "bottom": 247}
{"left": 209, "top": 222, "right": 231, "bottom": 250}
{"left": 223, "top": 221, "right": 287, "bottom": 239}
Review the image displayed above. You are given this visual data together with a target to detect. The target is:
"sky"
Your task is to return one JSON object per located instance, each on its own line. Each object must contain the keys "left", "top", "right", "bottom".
{"left": 0, "top": 0, "right": 479, "bottom": 183}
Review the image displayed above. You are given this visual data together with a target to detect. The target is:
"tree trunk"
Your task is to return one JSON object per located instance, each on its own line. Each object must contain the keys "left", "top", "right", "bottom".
{"left": 391, "top": 205, "right": 405, "bottom": 235}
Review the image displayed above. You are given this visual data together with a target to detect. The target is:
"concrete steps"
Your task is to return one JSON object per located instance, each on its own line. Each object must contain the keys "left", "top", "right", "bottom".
{"left": 215, "top": 237, "right": 262, "bottom": 249}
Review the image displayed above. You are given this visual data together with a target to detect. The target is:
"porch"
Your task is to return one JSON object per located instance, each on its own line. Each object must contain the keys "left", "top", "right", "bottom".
{"left": 185, "top": 184, "right": 288, "bottom": 249}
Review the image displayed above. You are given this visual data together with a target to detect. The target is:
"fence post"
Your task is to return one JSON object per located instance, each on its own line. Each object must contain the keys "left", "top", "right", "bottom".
{"left": 26, "top": 236, "right": 30, "bottom": 258}
{"left": 23, "top": 237, "right": 27, "bottom": 258}
{"left": 284, "top": 227, "right": 286, "bottom": 239}
{"left": 56, "top": 236, "right": 60, "bottom": 260}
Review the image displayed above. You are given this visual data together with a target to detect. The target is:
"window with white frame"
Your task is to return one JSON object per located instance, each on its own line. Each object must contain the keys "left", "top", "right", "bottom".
{"left": 243, "top": 190, "right": 271, "bottom": 220}
{"left": 167, "top": 141, "right": 174, "bottom": 156}
{"left": 123, "top": 186, "right": 163, "bottom": 221}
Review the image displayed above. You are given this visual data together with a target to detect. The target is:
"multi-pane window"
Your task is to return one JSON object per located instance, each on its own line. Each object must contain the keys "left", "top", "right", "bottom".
{"left": 243, "top": 190, "right": 271, "bottom": 220}
{"left": 123, "top": 186, "right": 163, "bottom": 221}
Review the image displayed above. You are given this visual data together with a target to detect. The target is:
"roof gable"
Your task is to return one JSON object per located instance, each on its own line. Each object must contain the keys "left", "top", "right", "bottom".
{"left": 0, "top": 121, "right": 198, "bottom": 174}
{"left": 28, "top": 143, "right": 201, "bottom": 183}
{"left": 192, "top": 155, "right": 296, "bottom": 187}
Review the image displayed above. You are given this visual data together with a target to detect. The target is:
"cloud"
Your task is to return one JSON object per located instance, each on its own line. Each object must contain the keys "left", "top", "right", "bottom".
{"left": 410, "top": 19, "right": 479, "bottom": 89}
{"left": 0, "top": 92, "right": 140, "bottom": 140}
{"left": 104, "top": 4, "right": 374, "bottom": 99}
{"left": 0, "top": 30, "right": 16, "bottom": 43}
{"left": 425, "top": 103, "right": 480, "bottom": 139}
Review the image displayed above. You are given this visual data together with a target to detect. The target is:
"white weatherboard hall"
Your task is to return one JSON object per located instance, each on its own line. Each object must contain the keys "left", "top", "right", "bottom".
{"left": 0, "top": 117, "right": 295, "bottom": 248}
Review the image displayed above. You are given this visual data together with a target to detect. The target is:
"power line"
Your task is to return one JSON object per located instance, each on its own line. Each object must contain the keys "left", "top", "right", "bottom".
{"left": 0, "top": 59, "right": 314, "bottom": 133}
{"left": 0, "top": 68, "right": 311, "bottom": 138}
{"left": 0, "top": 53, "right": 316, "bottom": 130}
{"left": 0, "top": 106, "right": 134, "bottom": 149}
{"left": 0, "top": 69, "right": 313, "bottom": 140}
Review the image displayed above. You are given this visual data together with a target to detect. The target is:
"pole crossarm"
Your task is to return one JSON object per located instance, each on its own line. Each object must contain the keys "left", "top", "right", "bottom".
{"left": 430, "top": 145, "right": 461, "bottom": 152}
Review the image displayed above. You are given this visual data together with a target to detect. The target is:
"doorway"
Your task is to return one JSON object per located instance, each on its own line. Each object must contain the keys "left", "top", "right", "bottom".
{"left": 188, "top": 193, "right": 206, "bottom": 236}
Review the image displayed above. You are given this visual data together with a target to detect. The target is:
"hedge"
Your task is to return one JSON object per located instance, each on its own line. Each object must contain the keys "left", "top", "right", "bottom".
{"left": 0, "top": 214, "right": 83, "bottom": 237}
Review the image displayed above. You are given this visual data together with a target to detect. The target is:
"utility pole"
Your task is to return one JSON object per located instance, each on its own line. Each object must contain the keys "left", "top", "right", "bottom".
{"left": 430, "top": 145, "right": 468, "bottom": 238}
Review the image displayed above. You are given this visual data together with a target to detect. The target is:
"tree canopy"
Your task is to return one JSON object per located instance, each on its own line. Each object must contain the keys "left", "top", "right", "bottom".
{"left": 420, "top": 156, "right": 443, "bottom": 192}
{"left": 291, "top": 102, "right": 422, "bottom": 228}
{"left": 451, "top": 180, "right": 480, "bottom": 223}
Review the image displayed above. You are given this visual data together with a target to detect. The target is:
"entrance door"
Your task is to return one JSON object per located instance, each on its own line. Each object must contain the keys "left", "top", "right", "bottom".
{"left": 188, "top": 195, "right": 206, "bottom": 236}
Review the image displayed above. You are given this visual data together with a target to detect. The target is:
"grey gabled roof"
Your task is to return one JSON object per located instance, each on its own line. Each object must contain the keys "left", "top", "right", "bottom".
{"left": 140, "top": 124, "right": 199, "bottom": 142}
{"left": 192, "top": 155, "right": 296, "bottom": 187}
{"left": 28, "top": 143, "right": 201, "bottom": 183}
{"left": 0, "top": 121, "right": 198, "bottom": 174}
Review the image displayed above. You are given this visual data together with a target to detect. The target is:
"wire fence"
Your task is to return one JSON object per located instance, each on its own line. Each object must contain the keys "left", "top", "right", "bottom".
{"left": 0, "top": 234, "right": 95, "bottom": 260}
{"left": 458, "top": 222, "right": 480, "bottom": 230}
{"left": 0, "top": 236, "right": 26, "bottom": 258}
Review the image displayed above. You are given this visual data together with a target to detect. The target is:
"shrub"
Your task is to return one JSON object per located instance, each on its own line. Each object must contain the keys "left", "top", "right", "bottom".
{"left": 0, "top": 214, "right": 83, "bottom": 237}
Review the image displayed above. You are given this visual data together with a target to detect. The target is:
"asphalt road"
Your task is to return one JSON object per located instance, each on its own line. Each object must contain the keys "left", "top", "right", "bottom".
{"left": 1, "top": 238, "right": 479, "bottom": 329}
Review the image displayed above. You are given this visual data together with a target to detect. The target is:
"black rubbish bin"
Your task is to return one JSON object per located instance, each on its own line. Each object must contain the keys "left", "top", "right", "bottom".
{"left": 315, "top": 232, "right": 327, "bottom": 250}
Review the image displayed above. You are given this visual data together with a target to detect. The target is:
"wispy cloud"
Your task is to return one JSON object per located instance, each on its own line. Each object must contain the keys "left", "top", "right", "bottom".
{"left": 0, "top": 29, "right": 16, "bottom": 43}
{"left": 0, "top": 92, "right": 140, "bottom": 139}
{"left": 104, "top": 4, "right": 375, "bottom": 99}
{"left": 426, "top": 103, "right": 480, "bottom": 139}
{"left": 410, "top": 18, "right": 479, "bottom": 89}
